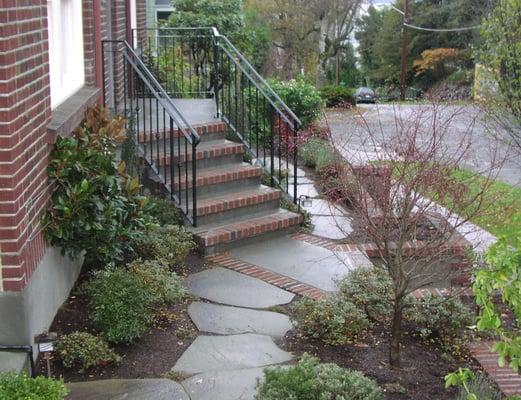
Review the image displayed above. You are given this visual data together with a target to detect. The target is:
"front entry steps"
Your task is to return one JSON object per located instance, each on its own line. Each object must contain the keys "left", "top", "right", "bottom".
{"left": 141, "top": 121, "right": 303, "bottom": 255}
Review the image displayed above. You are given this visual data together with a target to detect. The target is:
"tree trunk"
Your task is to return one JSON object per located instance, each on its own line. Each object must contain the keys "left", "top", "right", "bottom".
{"left": 389, "top": 302, "right": 403, "bottom": 368}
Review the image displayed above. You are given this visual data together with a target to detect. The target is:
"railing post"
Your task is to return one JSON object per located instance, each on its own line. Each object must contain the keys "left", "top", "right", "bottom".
{"left": 192, "top": 141, "right": 198, "bottom": 227}
{"left": 269, "top": 105, "right": 275, "bottom": 187}
{"left": 213, "top": 36, "right": 220, "bottom": 118}
{"left": 101, "top": 41, "right": 107, "bottom": 107}
{"left": 293, "top": 119, "right": 298, "bottom": 204}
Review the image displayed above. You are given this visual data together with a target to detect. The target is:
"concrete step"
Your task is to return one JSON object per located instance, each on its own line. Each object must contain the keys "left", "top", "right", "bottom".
{"left": 166, "top": 163, "right": 263, "bottom": 198}
{"left": 153, "top": 140, "right": 245, "bottom": 170}
{"left": 0, "top": 352, "right": 29, "bottom": 374}
{"left": 191, "top": 186, "right": 282, "bottom": 226}
{"left": 193, "top": 209, "right": 303, "bottom": 255}
{"left": 138, "top": 121, "right": 228, "bottom": 145}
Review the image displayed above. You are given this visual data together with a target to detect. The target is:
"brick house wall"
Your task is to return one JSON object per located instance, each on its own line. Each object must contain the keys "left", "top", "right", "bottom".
{"left": 0, "top": 0, "right": 148, "bottom": 334}
{"left": 0, "top": 0, "right": 53, "bottom": 292}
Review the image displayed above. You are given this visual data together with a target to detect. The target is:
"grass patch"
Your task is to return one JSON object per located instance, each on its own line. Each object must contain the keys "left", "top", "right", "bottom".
{"left": 448, "top": 169, "right": 521, "bottom": 238}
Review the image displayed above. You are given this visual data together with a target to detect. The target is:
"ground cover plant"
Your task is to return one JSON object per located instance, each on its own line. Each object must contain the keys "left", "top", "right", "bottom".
{"left": 255, "top": 353, "right": 383, "bottom": 400}
{"left": 55, "top": 332, "right": 120, "bottom": 372}
{"left": 80, "top": 260, "right": 186, "bottom": 344}
{"left": 0, "top": 372, "right": 68, "bottom": 400}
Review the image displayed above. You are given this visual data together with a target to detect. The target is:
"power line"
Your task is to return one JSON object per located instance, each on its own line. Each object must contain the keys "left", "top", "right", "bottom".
{"left": 404, "top": 22, "right": 481, "bottom": 32}
{"left": 389, "top": 5, "right": 482, "bottom": 32}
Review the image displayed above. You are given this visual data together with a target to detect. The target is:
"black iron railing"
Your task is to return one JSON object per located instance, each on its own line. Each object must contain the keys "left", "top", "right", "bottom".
{"left": 102, "top": 40, "right": 200, "bottom": 226}
{"left": 133, "top": 27, "right": 302, "bottom": 202}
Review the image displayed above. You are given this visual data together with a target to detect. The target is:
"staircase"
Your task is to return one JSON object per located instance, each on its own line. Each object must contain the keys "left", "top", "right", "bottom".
{"left": 141, "top": 120, "right": 302, "bottom": 255}
{"left": 103, "top": 29, "right": 303, "bottom": 255}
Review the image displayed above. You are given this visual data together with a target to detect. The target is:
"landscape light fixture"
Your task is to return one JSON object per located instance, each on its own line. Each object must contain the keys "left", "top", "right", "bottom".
{"left": 298, "top": 195, "right": 313, "bottom": 213}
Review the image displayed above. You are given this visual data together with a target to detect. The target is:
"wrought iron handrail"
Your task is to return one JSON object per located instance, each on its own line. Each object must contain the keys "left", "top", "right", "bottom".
{"left": 134, "top": 27, "right": 302, "bottom": 202}
{"left": 102, "top": 40, "right": 200, "bottom": 145}
{"left": 102, "top": 39, "right": 200, "bottom": 226}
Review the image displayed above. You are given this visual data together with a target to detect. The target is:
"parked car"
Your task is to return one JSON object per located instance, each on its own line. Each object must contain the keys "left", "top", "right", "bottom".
{"left": 355, "top": 87, "right": 376, "bottom": 104}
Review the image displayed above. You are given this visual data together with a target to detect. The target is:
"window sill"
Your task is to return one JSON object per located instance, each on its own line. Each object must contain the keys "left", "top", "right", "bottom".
{"left": 47, "top": 86, "right": 101, "bottom": 143}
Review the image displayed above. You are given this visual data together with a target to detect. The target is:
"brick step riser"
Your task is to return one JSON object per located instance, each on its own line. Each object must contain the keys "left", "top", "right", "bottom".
{"left": 156, "top": 153, "right": 244, "bottom": 170}
{"left": 138, "top": 131, "right": 228, "bottom": 146}
{"left": 174, "top": 177, "right": 262, "bottom": 199}
{"left": 195, "top": 199, "right": 281, "bottom": 226}
{"left": 198, "top": 226, "right": 300, "bottom": 256}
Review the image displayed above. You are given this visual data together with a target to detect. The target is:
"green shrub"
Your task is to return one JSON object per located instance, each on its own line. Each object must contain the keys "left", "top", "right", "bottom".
{"left": 0, "top": 372, "right": 68, "bottom": 400}
{"left": 55, "top": 332, "right": 120, "bottom": 372}
{"left": 82, "top": 261, "right": 185, "bottom": 344}
{"left": 446, "top": 69, "right": 473, "bottom": 86}
{"left": 130, "top": 225, "right": 196, "bottom": 267}
{"left": 406, "top": 293, "right": 474, "bottom": 338}
{"left": 270, "top": 79, "right": 324, "bottom": 127}
{"left": 44, "top": 106, "right": 155, "bottom": 267}
{"left": 320, "top": 85, "right": 355, "bottom": 107}
{"left": 453, "top": 372, "right": 501, "bottom": 400}
{"left": 336, "top": 267, "right": 394, "bottom": 323}
{"left": 147, "top": 196, "right": 184, "bottom": 226}
{"left": 299, "top": 138, "right": 335, "bottom": 171}
{"left": 291, "top": 296, "right": 369, "bottom": 345}
{"left": 255, "top": 353, "right": 383, "bottom": 400}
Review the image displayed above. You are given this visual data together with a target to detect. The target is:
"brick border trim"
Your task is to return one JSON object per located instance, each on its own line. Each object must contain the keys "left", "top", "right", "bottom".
{"left": 470, "top": 342, "right": 521, "bottom": 396}
{"left": 206, "top": 253, "right": 329, "bottom": 300}
{"left": 292, "top": 233, "right": 472, "bottom": 287}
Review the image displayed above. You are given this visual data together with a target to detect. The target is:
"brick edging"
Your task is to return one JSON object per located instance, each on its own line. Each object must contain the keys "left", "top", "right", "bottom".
{"left": 470, "top": 342, "right": 521, "bottom": 396}
{"left": 206, "top": 253, "right": 329, "bottom": 300}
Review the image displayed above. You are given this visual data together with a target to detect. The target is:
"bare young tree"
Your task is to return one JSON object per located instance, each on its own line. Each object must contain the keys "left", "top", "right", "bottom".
{"left": 322, "top": 103, "right": 503, "bottom": 367}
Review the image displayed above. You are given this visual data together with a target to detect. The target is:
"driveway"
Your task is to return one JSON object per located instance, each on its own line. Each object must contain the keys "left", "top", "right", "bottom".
{"left": 325, "top": 103, "right": 521, "bottom": 188}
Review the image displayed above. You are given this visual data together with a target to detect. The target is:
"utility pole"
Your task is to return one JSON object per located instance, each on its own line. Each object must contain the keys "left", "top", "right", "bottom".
{"left": 400, "top": 0, "right": 409, "bottom": 101}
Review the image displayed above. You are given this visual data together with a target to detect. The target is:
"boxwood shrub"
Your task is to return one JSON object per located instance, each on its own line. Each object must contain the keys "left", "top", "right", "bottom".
{"left": 255, "top": 353, "right": 383, "bottom": 400}
{"left": 81, "top": 260, "right": 186, "bottom": 344}
{"left": 0, "top": 372, "right": 68, "bottom": 400}
{"left": 320, "top": 85, "right": 355, "bottom": 108}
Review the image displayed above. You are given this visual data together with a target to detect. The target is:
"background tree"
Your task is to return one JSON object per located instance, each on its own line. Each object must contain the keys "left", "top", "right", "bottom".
{"left": 479, "top": 0, "right": 521, "bottom": 150}
{"left": 355, "top": 0, "right": 497, "bottom": 89}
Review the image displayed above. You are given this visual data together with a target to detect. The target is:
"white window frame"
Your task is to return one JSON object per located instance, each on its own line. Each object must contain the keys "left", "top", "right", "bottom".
{"left": 47, "top": 0, "right": 85, "bottom": 109}
{"left": 130, "top": 0, "right": 138, "bottom": 47}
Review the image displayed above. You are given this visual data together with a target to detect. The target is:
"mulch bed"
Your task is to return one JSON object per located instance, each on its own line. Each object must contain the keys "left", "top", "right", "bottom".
{"left": 279, "top": 328, "right": 480, "bottom": 400}
{"left": 35, "top": 253, "right": 209, "bottom": 382}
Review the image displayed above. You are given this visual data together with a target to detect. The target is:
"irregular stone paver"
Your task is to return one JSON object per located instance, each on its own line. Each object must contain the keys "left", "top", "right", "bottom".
{"left": 66, "top": 379, "right": 189, "bottom": 400}
{"left": 230, "top": 237, "right": 349, "bottom": 292}
{"left": 311, "top": 214, "right": 353, "bottom": 239}
{"left": 335, "top": 249, "right": 374, "bottom": 269}
{"left": 172, "top": 334, "right": 293, "bottom": 375}
{"left": 182, "top": 367, "right": 264, "bottom": 400}
{"left": 188, "top": 302, "right": 293, "bottom": 337}
{"left": 187, "top": 268, "right": 294, "bottom": 308}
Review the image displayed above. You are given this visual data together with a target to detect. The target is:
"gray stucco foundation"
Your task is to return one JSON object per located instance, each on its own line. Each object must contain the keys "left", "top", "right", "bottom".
{"left": 0, "top": 247, "right": 83, "bottom": 371}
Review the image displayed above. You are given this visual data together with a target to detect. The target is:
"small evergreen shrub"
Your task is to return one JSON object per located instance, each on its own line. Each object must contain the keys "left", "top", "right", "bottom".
{"left": 0, "top": 372, "right": 68, "bottom": 400}
{"left": 130, "top": 225, "right": 195, "bottom": 267}
{"left": 55, "top": 332, "right": 120, "bottom": 372}
{"left": 147, "top": 196, "right": 184, "bottom": 226}
{"left": 44, "top": 106, "right": 155, "bottom": 267}
{"left": 453, "top": 372, "right": 501, "bottom": 400}
{"left": 270, "top": 79, "right": 324, "bottom": 127}
{"left": 320, "top": 85, "right": 355, "bottom": 107}
{"left": 336, "top": 267, "right": 394, "bottom": 322}
{"left": 299, "top": 138, "right": 335, "bottom": 171}
{"left": 406, "top": 293, "right": 474, "bottom": 338}
{"left": 82, "top": 261, "right": 186, "bottom": 344}
{"left": 255, "top": 353, "right": 383, "bottom": 400}
{"left": 291, "top": 296, "right": 369, "bottom": 345}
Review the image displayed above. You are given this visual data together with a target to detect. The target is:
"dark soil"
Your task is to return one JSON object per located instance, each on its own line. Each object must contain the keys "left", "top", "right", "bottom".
{"left": 279, "top": 328, "right": 478, "bottom": 400}
{"left": 35, "top": 253, "right": 209, "bottom": 382}
{"left": 345, "top": 213, "right": 444, "bottom": 245}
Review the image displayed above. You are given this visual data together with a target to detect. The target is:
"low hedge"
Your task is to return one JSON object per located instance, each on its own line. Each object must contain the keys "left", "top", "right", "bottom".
{"left": 320, "top": 85, "right": 355, "bottom": 107}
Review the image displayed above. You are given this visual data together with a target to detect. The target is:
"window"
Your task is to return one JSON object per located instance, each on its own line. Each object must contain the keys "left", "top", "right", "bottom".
{"left": 47, "top": 0, "right": 85, "bottom": 109}
{"left": 130, "top": 0, "right": 137, "bottom": 46}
